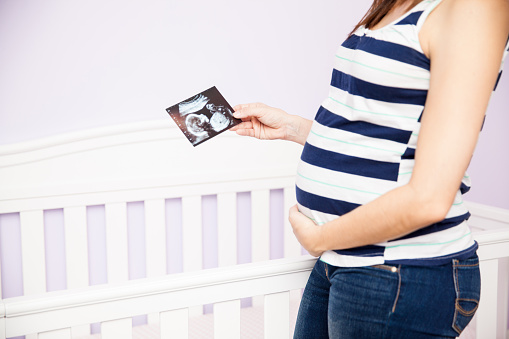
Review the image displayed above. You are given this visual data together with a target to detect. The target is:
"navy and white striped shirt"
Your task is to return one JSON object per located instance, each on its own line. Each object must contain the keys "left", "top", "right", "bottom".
{"left": 296, "top": 0, "right": 509, "bottom": 267}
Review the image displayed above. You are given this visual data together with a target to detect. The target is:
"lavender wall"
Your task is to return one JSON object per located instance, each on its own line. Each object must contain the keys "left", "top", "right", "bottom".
{"left": 0, "top": 0, "right": 370, "bottom": 142}
{"left": 0, "top": 0, "right": 507, "bottom": 208}
{"left": 466, "top": 75, "right": 509, "bottom": 209}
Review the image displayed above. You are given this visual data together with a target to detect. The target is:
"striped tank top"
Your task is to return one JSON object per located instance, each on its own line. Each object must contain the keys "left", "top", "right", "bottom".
{"left": 295, "top": 0, "right": 509, "bottom": 267}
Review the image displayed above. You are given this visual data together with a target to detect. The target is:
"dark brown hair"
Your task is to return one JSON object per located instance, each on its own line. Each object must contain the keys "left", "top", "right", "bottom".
{"left": 349, "top": 0, "right": 422, "bottom": 36}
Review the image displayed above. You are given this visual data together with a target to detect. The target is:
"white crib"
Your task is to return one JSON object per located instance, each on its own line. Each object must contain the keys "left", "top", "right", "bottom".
{"left": 0, "top": 120, "right": 508, "bottom": 339}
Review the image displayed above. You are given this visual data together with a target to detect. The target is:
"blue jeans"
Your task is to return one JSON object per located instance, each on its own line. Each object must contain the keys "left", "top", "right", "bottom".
{"left": 294, "top": 255, "right": 480, "bottom": 338}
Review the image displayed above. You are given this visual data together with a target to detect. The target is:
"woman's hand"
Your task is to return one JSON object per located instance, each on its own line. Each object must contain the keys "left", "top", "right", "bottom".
{"left": 289, "top": 205, "right": 324, "bottom": 257}
{"left": 230, "top": 103, "right": 312, "bottom": 145}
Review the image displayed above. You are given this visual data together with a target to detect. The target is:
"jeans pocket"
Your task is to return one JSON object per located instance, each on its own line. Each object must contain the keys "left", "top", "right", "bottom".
{"left": 452, "top": 255, "right": 481, "bottom": 334}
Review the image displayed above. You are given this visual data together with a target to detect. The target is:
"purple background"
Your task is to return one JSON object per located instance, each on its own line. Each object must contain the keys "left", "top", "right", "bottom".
{"left": 0, "top": 0, "right": 506, "bottom": 208}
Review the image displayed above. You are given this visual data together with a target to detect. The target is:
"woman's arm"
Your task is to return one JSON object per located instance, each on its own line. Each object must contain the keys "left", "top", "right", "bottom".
{"left": 290, "top": 0, "right": 509, "bottom": 257}
{"left": 231, "top": 103, "right": 313, "bottom": 145}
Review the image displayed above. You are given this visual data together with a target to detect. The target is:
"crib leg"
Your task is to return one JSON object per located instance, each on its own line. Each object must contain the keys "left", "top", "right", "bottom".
{"left": 102, "top": 317, "right": 132, "bottom": 339}
{"left": 160, "top": 308, "right": 188, "bottom": 339}
{"left": 476, "top": 259, "right": 499, "bottom": 339}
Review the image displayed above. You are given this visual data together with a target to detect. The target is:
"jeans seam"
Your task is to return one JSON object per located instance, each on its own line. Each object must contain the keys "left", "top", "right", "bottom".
{"left": 453, "top": 259, "right": 460, "bottom": 325}
{"left": 456, "top": 299, "right": 479, "bottom": 316}
{"left": 391, "top": 265, "right": 401, "bottom": 313}
{"left": 454, "top": 263, "right": 479, "bottom": 267}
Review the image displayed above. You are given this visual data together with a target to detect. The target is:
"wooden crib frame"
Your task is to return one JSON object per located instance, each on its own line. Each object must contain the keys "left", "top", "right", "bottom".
{"left": 1, "top": 120, "right": 508, "bottom": 338}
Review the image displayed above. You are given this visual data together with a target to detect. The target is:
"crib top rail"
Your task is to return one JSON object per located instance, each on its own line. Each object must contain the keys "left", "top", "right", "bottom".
{"left": 0, "top": 120, "right": 303, "bottom": 214}
{"left": 2, "top": 256, "right": 317, "bottom": 337}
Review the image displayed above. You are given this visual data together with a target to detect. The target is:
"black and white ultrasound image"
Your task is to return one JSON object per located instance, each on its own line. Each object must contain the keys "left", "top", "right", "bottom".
{"left": 166, "top": 86, "right": 241, "bottom": 146}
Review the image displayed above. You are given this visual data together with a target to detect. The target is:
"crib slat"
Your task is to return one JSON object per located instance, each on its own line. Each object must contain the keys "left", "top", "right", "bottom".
{"left": 160, "top": 308, "right": 188, "bottom": 339}
{"left": 38, "top": 328, "right": 71, "bottom": 339}
{"left": 105, "top": 202, "right": 129, "bottom": 283}
{"left": 145, "top": 199, "right": 167, "bottom": 278}
{"left": 252, "top": 190, "right": 270, "bottom": 263}
{"left": 63, "top": 207, "right": 91, "bottom": 337}
{"left": 264, "top": 292, "right": 290, "bottom": 339}
{"left": 252, "top": 189, "right": 271, "bottom": 308}
{"left": 182, "top": 196, "right": 203, "bottom": 317}
{"left": 476, "top": 258, "right": 498, "bottom": 339}
{"left": 102, "top": 318, "right": 132, "bottom": 339}
{"left": 283, "top": 186, "right": 301, "bottom": 258}
{"left": 182, "top": 196, "right": 202, "bottom": 272}
{"left": 20, "top": 210, "right": 47, "bottom": 295}
{"left": 64, "top": 206, "right": 89, "bottom": 289}
{"left": 218, "top": 192, "right": 237, "bottom": 267}
{"left": 145, "top": 199, "right": 167, "bottom": 324}
{"left": 214, "top": 299, "right": 240, "bottom": 339}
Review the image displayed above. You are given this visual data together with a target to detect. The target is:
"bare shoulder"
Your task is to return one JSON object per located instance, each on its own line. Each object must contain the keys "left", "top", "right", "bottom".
{"left": 420, "top": 0, "right": 509, "bottom": 59}
{"left": 427, "top": 0, "right": 509, "bottom": 28}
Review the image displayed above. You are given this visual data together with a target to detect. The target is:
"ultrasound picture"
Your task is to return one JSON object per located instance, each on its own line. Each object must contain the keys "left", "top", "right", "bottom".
{"left": 166, "top": 86, "right": 241, "bottom": 146}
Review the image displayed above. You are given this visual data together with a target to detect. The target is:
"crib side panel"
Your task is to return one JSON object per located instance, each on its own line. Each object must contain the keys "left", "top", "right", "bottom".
{"left": 4, "top": 213, "right": 509, "bottom": 339}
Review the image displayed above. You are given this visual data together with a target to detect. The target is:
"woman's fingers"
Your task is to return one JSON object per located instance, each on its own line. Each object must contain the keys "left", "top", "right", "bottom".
{"left": 231, "top": 102, "right": 289, "bottom": 140}
{"left": 235, "top": 128, "right": 256, "bottom": 138}
{"left": 233, "top": 103, "right": 268, "bottom": 120}
{"left": 229, "top": 120, "right": 253, "bottom": 131}
{"left": 229, "top": 119, "right": 257, "bottom": 137}
{"left": 288, "top": 204, "right": 324, "bottom": 257}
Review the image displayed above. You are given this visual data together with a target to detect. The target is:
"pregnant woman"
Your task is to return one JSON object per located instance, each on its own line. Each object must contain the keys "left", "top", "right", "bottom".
{"left": 231, "top": 0, "right": 509, "bottom": 337}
